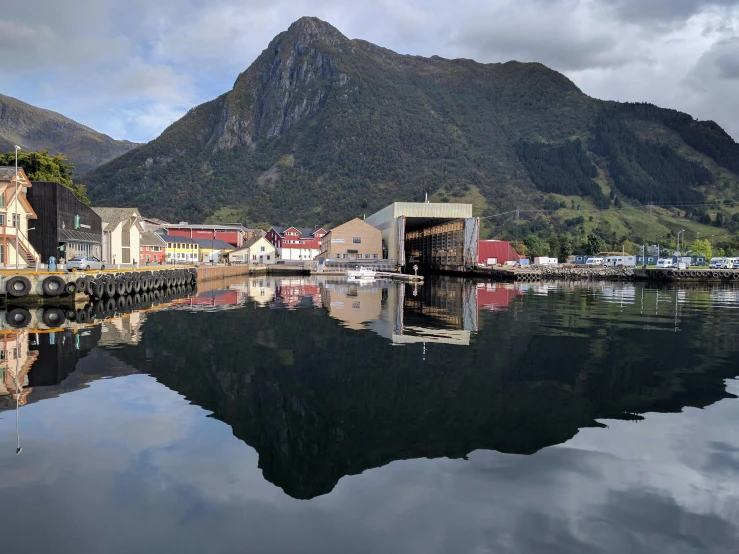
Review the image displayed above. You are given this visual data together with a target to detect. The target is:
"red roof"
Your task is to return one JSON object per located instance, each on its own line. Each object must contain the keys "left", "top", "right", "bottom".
{"left": 478, "top": 240, "right": 519, "bottom": 264}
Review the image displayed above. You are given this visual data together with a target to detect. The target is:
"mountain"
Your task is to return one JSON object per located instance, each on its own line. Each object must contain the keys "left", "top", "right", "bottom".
{"left": 84, "top": 17, "right": 739, "bottom": 245}
{"left": 0, "top": 93, "right": 138, "bottom": 176}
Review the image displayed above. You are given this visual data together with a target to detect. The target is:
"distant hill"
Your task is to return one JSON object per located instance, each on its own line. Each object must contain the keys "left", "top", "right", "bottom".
{"left": 0, "top": 93, "right": 138, "bottom": 176}
{"left": 84, "top": 17, "right": 739, "bottom": 245}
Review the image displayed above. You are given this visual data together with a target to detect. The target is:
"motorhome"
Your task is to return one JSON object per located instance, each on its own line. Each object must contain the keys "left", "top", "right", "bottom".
{"left": 656, "top": 258, "right": 675, "bottom": 269}
{"left": 603, "top": 255, "right": 636, "bottom": 267}
{"left": 585, "top": 257, "right": 605, "bottom": 266}
{"left": 709, "top": 257, "right": 729, "bottom": 269}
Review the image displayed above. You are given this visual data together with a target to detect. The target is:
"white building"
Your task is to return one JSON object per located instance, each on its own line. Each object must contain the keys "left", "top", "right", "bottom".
{"left": 92, "top": 207, "right": 143, "bottom": 266}
{"left": 228, "top": 236, "right": 276, "bottom": 265}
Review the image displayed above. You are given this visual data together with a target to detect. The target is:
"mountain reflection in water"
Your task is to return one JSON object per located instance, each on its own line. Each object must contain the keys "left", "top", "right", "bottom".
{"left": 3, "top": 277, "right": 738, "bottom": 504}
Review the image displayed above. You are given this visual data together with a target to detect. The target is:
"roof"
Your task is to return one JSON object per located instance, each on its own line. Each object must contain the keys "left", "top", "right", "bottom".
{"left": 0, "top": 167, "right": 19, "bottom": 181}
{"left": 165, "top": 223, "right": 249, "bottom": 232}
{"left": 191, "top": 238, "right": 235, "bottom": 250}
{"left": 141, "top": 216, "right": 169, "bottom": 224}
{"left": 140, "top": 231, "right": 167, "bottom": 246}
{"left": 92, "top": 207, "right": 141, "bottom": 229}
{"left": 60, "top": 229, "right": 102, "bottom": 244}
{"left": 270, "top": 225, "right": 325, "bottom": 237}
{"left": 162, "top": 234, "right": 199, "bottom": 245}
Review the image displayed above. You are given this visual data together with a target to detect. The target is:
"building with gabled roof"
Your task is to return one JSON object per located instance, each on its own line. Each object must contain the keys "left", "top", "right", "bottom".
{"left": 0, "top": 166, "right": 40, "bottom": 267}
{"left": 139, "top": 231, "right": 166, "bottom": 264}
{"left": 92, "top": 207, "right": 143, "bottom": 265}
{"left": 266, "top": 225, "right": 327, "bottom": 261}
{"left": 228, "top": 236, "right": 276, "bottom": 265}
{"left": 164, "top": 222, "right": 251, "bottom": 247}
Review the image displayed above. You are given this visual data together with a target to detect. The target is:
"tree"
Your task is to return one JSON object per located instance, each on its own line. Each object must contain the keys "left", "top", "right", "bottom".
{"left": 523, "top": 234, "right": 548, "bottom": 258}
{"left": 0, "top": 150, "right": 90, "bottom": 205}
{"left": 688, "top": 238, "right": 712, "bottom": 260}
{"left": 583, "top": 233, "right": 605, "bottom": 255}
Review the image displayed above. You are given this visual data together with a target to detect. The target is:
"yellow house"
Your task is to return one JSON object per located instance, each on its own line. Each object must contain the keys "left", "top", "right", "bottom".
{"left": 193, "top": 238, "right": 235, "bottom": 263}
{"left": 0, "top": 167, "right": 40, "bottom": 268}
{"left": 163, "top": 234, "right": 199, "bottom": 263}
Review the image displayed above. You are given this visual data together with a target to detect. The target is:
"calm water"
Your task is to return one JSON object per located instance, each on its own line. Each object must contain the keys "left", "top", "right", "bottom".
{"left": 1, "top": 276, "right": 739, "bottom": 553}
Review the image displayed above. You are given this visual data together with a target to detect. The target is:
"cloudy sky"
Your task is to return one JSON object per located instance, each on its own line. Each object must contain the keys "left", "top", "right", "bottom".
{"left": 1, "top": 0, "right": 738, "bottom": 143}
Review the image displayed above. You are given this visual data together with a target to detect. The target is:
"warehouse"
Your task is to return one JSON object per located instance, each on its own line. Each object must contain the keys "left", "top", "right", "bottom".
{"left": 364, "top": 202, "right": 478, "bottom": 271}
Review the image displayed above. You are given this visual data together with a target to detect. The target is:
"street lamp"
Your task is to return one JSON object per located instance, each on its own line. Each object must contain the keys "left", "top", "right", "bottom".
{"left": 677, "top": 229, "right": 686, "bottom": 257}
{"left": 14, "top": 145, "right": 20, "bottom": 269}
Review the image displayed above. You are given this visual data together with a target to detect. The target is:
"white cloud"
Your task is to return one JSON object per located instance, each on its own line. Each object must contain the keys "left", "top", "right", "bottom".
{"left": 1, "top": 0, "right": 738, "bottom": 141}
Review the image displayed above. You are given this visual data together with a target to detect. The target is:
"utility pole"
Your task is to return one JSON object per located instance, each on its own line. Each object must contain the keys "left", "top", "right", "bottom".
{"left": 14, "top": 145, "right": 20, "bottom": 270}
{"left": 515, "top": 206, "right": 519, "bottom": 221}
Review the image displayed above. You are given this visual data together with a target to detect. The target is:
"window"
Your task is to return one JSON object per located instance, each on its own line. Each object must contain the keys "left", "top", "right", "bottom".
{"left": 343, "top": 253, "right": 348, "bottom": 259}
{"left": 366, "top": 254, "right": 372, "bottom": 259}
{"left": 12, "top": 214, "right": 20, "bottom": 227}
{"left": 352, "top": 237, "right": 362, "bottom": 244}
{"left": 252, "top": 255, "right": 257, "bottom": 261}
{"left": 0, "top": 244, "right": 4, "bottom": 264}
{"left": 0, "top": 194, "right": 5, "bottom": 208}
{"left": 0, "top": 213, "right": 4, "bottom": 225}
{"left": 373, "top": 254, "right": 379, "bottom": 259}
{"left": 260, "top": 246, "right": 265, "bottom": 252}
{"left": 267, "top": 255, "right": 271, "bottom": 260}
{"left": 352, "top": 301, "right": 361, "bottom": 309}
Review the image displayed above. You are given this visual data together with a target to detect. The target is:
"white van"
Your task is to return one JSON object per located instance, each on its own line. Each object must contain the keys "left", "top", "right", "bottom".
{"left": 709, "top": 257, "right": 728, "bottom": 269}
{"left": 585, "top": 257, "right": 604, "bottom": 266}
{"left": 656, "top": 258, "right": 675, "bottom": 268}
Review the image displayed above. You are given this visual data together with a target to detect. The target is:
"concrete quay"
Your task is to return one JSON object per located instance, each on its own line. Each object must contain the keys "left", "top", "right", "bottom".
{"left": 0, "top": 266, "right": 198, "bottom": 302}
{"left": 472, "top": 266, "right": 739, "bottom": 283}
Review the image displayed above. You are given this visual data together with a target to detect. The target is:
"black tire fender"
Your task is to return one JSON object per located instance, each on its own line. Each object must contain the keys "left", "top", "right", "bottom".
{"left": 64, "top": 281, "right": 77, "bottom": 295}
{"left": 92, "top": 279, "right": 105, "bottom": 298}
{"left": 42, "top": 275, "right": 66, "bottom": 297}
{"left": 42, "top": 307, "right": 66, "bottom": 328}
{"left": 84, "top": 276, "right": 94, "bottom": 295}
{"left": 104, "top": 279, "right": 116, "bottom": 298}
{"left": 75, "top": 308, "right": 88, "bottom": 324}
{"left": 5, "top": 276, "right": 31, "bottom": 297}
{"left": 6, "top": 307, "right": 31, "bottom": 328}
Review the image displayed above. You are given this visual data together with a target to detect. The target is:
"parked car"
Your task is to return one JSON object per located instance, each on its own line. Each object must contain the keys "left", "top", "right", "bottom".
{"left": 66, "top": 255, "right": 105, "bottom": 271}
{"left": 656, "top": 258, "right": 675, "bottom": 269}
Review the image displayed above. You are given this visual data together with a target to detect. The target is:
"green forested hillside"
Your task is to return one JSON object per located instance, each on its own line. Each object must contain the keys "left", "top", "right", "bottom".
{"left": 84, "top": 17, "right": 739, "bottom": 249}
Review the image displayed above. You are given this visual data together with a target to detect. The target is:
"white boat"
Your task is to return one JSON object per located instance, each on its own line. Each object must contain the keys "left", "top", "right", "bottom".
{"left": 346, "top": 266, "right": 377, "bottom": 280}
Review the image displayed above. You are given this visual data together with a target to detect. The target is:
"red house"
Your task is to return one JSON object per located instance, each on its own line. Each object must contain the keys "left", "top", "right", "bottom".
{"left": 139, "top": 231, "right": 166, "bottom": 264}
{"left": 165, "top": 223, "right": 251, "bottom": 248}
{"left": 266, "top": 226, "right": 327, "bottom": 261}
{"left": 478, "top": 240, "right": 519, "bottom": 266}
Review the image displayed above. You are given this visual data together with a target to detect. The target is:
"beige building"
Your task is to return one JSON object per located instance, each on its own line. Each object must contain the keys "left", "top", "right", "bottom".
{"left": 228, "top": 236, "right": 276, "bottom": 265}
{"left": 0, "top": 167, "right": 40, "bottom": 268}
{"left": 318, "top": 218, "right": 382, "bottom": 261}
{"left": 93, "top": 207, "right": 143, "bottom": 265}
{"left": 321, "top": 282, "right": 382, "bottom": 330}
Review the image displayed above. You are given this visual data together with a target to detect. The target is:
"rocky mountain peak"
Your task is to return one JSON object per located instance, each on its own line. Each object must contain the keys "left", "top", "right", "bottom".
{"left": 285, "top": 16, "right": 348, "bottom": 46}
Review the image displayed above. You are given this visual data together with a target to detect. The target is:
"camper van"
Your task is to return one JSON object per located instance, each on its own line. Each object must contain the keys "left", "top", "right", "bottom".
{"left": 709, "top": 257, "right": 729, "bottom": 269}
{"left": 656, "top": 258, "right": 675, "bottom": 269}
{"left": 603, "top": 256, "right": 636, "bottom": 267}
{"left": 585, "top": 257, "right": 605, "bottom": 266}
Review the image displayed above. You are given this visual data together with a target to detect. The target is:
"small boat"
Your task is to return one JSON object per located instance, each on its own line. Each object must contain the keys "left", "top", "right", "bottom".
{"left": 346, "top": 266, "right": 377, "bottom": 280}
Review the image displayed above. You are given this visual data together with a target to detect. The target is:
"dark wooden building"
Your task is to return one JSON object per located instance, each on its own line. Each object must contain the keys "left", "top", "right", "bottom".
{"left": 26, "top": 181, "right": 102, "bottom": 263}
